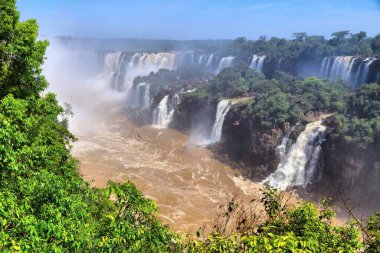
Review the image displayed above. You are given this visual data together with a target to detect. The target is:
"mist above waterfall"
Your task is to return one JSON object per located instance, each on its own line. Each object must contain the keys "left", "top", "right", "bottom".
{"left": 43, "top": 41, "right": 126, "bottom": 135}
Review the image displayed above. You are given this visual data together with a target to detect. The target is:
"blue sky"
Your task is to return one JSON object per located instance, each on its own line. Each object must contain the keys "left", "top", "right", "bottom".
{"left": 17, "top": 0, "right": 380, "bottom": 40}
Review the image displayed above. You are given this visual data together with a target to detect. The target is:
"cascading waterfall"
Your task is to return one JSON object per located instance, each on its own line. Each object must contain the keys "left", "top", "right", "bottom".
{"left": 319, "top": 56, "right": 377, "bottom": 89}
{"left": 329, "top": 56, "right": 356, "bottom": 82}
{"left": 206, "top": 54, "right": 214, "bottom": 68}
{"left": 276, "top": 133, "right": 290, "bottom": 162}
{"left": 276, "top": 123, "right": 299, "bottom": 162}
{"left": 152, "top": 93, "right": 180, "bottom": 128}
{"left": 264, "top": 120, "right": 326, "bottom": 190}
{"left": 103, "top": 52, "right": 123, "bottom": 90}
{"left": 319, "top": 57, "right": 331, "bottom": 78}
{"left": 103, "top": 52, "right": 236, "bottom": 94}
{"left": 249, "top": 55, "right": 266, "bottom": 73}
{"left": 102, "top": 52, "right": 177, "bottom": 93}
{"left": 217, "top": 56, "right": 235, "bottom": 73}
{"left": 133, "top": 82, "right": 151, "bottom": 109}
{"left": 359, "top": 58, "right": 377, "bottom": 85}
{"left": 209, "top": 100, "right": 231, "bottom": 143}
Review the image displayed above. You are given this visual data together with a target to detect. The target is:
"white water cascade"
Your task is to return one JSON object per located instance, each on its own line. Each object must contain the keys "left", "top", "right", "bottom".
{"left": 209, "top": 100, "right": 232, "bottom": 143}
{"left": 319, "top": 56, "right": 377, "bottom": 89}
{"left": 329, "top": 56, "right": 356, "bottom": 83}
{"left": 217, "top": 56, "right": 235, "bottom": 72}
{"left": 102, "top": 52, "right": 175, "bottom": 93}
{"left": 249, "top": 55, "right": 266, "bottom": 73}
{"left": 359, "top": 58, "right": 377, "bottom": 85}
{"left": 152, "top": 94, "right": 180, "bottom": 128}
{"left": 264, "top": 120, "right": 326, "bottom": 190}
{"left": 103, "top": 52, "right": 236, "bottom": 96}
{"left": 133, "top": 82, "right": 151, "bottom": 109}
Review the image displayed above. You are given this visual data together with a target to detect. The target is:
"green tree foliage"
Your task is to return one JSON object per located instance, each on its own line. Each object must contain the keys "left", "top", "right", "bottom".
{"left": 0, "top": 1, "right": 181, "bottom": 252}
{"left": 133, "top": 66, "right": 211, "bottom": 88}
{"left": 204, "top": 66, "right": 348, "bottom": 129}
{"left": 229, "top": 30, "right": 375, "bottom": 62}
{"left": 371, "top": 34, "right": 380, "bottom": 57}
{"left": 205, "top": 67, "right": 254, "bottom": 98}
{"left": 366, "top": 212, "right": 380, "bottom": 252}
{"left": 0, "top": 0, "right": 48, "bottom": 99}
{"left": 328, "top": 83, "right": 380, "bottom": 147}
{"left": 187, "top": 188, "right": 361, "bottom": 252}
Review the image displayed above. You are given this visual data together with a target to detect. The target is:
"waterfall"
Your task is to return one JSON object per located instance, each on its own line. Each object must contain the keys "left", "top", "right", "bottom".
{"left": 319, "top": 56, "right": 377, "bottom": 89}
{"left": 133, "top": 82, "right": 151, "bottom": 109}
{"left": 102, "top": 52, "right": 237, "bottom": 94}
{"left": 217, "top": 56, "right": 235, "bottom": 73}
{"left": 329, "top": 56, "right": 355, "bottom": 83}
{"left": 264, "top": 120, "right": 326, "bottom": 190}
{"left": 103, "top": 52, "right": 123, "bottom": 90}
{"left": 249, "top": 55, "right": 266, "bottom": 73}
{"left": 209, "top": 100, "right": 231, "bottom": 143}
{"left": 152, "top": 93, "right": 180, "bottom": 128}
{"left": 276, "top": 133, "right": 290, "bottom": 162}
{"left": 319, "top": 57, "right": 331, "bottom": 78}
{"left": 102, "top": 52, "right": 176, "bottom": 93}
{"left": 359, "top": 58, "right": 376, "bottom": 85}
{"left": 276, "top": 123, "right": 300, "bottom": 164}
{"left": 206, "top": 54, "right": 214, "bottom": 68}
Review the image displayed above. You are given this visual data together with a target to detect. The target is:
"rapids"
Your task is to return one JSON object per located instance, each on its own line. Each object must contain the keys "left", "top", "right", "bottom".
{"left": 72, "top": 102, "right": 262, "bottom": 232}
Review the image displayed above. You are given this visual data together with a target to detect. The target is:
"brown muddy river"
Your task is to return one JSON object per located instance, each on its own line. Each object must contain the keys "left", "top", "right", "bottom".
{"left": 72, "top": 103, "right": 263, "bottom": 233}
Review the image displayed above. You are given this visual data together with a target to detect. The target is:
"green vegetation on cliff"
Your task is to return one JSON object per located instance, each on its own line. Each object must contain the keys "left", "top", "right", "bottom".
{"left": 198, "top": 65, "right": 348, "bottom": 129}
{"left": 327, "top": 83, "right": 380, "bottom": 148}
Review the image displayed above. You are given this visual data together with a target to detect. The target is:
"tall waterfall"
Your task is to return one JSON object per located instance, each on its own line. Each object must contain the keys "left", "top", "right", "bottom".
{"left": 264, "top": 120, "right": 326, "bottom": 190}
{"left": 249, "top": 55, "right": 266, "bottom": 73}
{"left": 152, "top": 93, "right": 180, "bottom": 128}
{"left": 319, "top": 56, "right": 377, "bottom": 89}
{"left": 102, "top": 52, "right": 235, "bottom": 94}
{"left": 209, "top": 100, "right": 231, "bottom": 143}
{"left": 133, "top": 82, "right": 151, "bottom": 109}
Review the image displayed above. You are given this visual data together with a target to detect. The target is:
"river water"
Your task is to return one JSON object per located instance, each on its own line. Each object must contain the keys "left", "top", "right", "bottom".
{"left": 71, "top": 103, "right": 262, "bottom": 232}
{"left": 42, "top": 46, "right": 262, "bottom": 233}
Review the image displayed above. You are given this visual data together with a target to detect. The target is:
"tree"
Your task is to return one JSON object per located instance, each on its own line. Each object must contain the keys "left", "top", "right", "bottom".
{"left": 352, "top": 31, "right": 367, "bottom": 41}
{"left": 331, "top": 31, "right": 350, "bottom": 42}
{"left": 293, "top": 32, "right": 308, "bottom": 41}
{"left": 187, "top": 188, "right": 361, "bottom": 252}
{"left": 371, "top": 34, "right": 380, "bottom": 57}
{"left": 0, "top": 0, "right": 48, "bottom": 99}
{"left": 0, "top": 1, "right": 181, "bottom": 251}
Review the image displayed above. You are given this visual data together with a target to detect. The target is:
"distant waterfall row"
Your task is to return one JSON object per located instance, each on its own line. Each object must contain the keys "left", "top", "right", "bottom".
{"left": 319, "top": 56, "right": 379, "bottom": 89}
{"left": 265, "top": 120, "right": 326, "bottom": 190}
{"left": 247, "top": 54, "right": 379, "bottom": 89}
{"left": 103, "top": 52, "right": 235, "bottom": 91}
